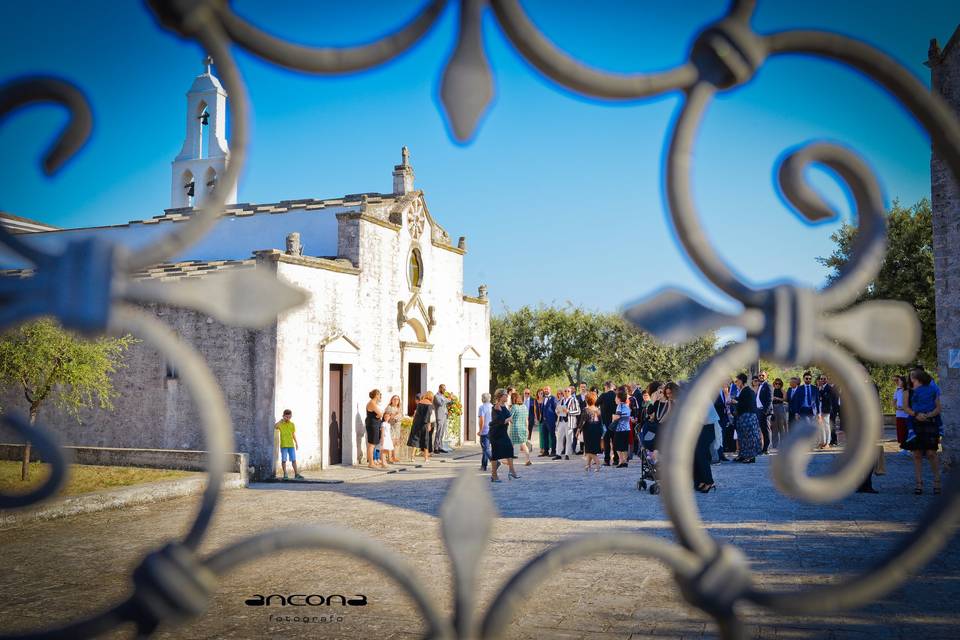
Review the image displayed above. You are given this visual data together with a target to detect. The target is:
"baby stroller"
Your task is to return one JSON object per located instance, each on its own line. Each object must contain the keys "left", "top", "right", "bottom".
{"left": 636, "top": 421, "right": 660, "bottom": 495}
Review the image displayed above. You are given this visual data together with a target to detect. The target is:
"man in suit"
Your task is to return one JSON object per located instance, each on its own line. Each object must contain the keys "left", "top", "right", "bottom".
{"left": 818, "top": 375, "right": 837, "bottom": 448}
{"left": 786, "top": 377, "right": 800, "bottom": 426}
{"left": 598, "top": 381, "right": 619, "bottom": 466}
{"left": 433, "top": 384, "right": 451, "bottom": 453}
{"left": 541, "top": 385, "right": 557, "bottom": 457}
{"left": 757, "top": 371, "right": 773, "bottom": 454}
{"left": 522, "top": 388, "right": 534, "bottom": 442}
{"left": 788, "top": 371, "right": 821, "bottom": 445}
{"left": 714, "top": 387, "right": 731, "bottom": 461}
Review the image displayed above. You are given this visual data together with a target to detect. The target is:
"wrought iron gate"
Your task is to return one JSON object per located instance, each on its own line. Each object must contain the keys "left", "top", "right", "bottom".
{"left": 1, "top": 1, "right": 958, "bottom": 638}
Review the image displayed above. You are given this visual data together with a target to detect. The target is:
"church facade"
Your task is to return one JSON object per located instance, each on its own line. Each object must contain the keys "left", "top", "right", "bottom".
{"left": 0, "top": 63, "right": 490, "bottom": 479}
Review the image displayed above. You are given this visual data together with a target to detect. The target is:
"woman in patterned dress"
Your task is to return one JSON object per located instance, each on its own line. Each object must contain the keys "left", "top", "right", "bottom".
{"left": 732, "top": 373, "right": 761, "bottom": 463}
{"left": 509, "top": 391, "right": 532, "bottom": 466}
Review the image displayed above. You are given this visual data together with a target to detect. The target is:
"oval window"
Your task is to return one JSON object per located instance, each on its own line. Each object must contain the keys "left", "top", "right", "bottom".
{"left": 408, "top": 248, "right": 423, "bottom": 289}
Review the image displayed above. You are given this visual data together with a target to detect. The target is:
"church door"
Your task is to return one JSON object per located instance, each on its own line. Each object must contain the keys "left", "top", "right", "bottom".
{"left": 464, "top": 367, "right": 475, "bottom": 441}
{"left": 407, "top": 362, "right": 425, "bottom": 416}
{"left": 329, "top": 364, "right": 343, "bottom": 465}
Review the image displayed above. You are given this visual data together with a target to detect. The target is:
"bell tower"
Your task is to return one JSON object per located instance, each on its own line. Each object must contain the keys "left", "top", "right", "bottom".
{"left": 170, "top": 57, "right": 236, "bottom": 209}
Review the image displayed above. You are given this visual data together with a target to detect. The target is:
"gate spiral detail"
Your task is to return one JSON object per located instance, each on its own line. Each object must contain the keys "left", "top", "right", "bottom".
{"left": 1, "top": 1, "right": 958, "bottom": 638}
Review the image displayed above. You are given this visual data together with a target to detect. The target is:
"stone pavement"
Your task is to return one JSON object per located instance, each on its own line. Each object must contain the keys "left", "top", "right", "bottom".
{"left": 0, "top": 436, "right": 957, "bottom": 639}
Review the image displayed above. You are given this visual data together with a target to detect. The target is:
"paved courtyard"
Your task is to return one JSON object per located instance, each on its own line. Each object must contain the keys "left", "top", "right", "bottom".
{"left": 0, "top": 435, "right": 957, "bottom": 639}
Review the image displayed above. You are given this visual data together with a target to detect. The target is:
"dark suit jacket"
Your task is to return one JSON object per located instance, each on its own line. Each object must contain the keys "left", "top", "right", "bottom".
{"left": 758, "top": 381, "right": 772, "bottom": 413}
{"left": 786, "top": 387, "right": 797, "bottom": 423}
{"left": 788, "top": 384, "right": 820, "bottom": 416}
{"left": 714, "top": 391, "right": 729, "bottom": 428}
{"left": 598, "top": 390, "right": 617, "bottom": 426}
{"left": 542, "top": 396, "right": 557, "bottom": 427}
{"left": 819, "top": 384, "right": 836, "bottom": 416}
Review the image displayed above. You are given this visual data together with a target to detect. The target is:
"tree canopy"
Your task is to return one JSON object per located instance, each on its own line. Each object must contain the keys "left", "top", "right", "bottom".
{"left": 817, "top": 197, "right": 934, "bottom": 410}
{"left": 491, "top": 305, "right": 717, "bottom": 390}
{"left": 0, "top": 318, "right": 137, "bottom": 479}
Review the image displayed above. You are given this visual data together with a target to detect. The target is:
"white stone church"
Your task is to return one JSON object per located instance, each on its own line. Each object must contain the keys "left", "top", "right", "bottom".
{"left": 0, "top": 62, "right": 490, "bottom": 478}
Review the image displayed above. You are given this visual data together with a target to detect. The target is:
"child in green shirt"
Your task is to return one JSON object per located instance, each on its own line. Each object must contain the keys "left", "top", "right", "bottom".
{"left": 275, "top": 409, "right": 303, "bottom": 480}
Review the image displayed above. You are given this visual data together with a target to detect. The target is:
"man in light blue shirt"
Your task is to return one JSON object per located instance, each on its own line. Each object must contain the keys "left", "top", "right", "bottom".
{"left": 478, "top": 393, "right": 493, "bottom": 471}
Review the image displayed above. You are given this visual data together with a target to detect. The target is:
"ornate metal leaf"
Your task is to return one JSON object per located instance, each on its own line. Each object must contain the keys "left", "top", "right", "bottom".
{"left": 440, "top": 470, "right": 496, "bottom": 636}
{"left": 440, "top": 0, "right": 494, "bottom": 142}
{"left": 823, "top": 300, "right": 921, "bottom": 364}
{"left": 622, "top": 288, "right": 753, "bottom": 344}
{"left": 123, "top": 269, "right": 309, "bottom": 328}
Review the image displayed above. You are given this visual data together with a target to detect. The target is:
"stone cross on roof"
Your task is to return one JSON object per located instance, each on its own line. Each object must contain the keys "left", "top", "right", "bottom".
{"left": 401, "top": 145, "right": 410, "bottom": 166}
{"left": 203, "top": 56, "right": 213, "bottom": 74}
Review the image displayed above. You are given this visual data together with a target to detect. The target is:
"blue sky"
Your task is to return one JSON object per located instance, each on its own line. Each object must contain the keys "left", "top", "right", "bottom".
{"left": 0, "top": 1, "right": 955, "bottom": 323}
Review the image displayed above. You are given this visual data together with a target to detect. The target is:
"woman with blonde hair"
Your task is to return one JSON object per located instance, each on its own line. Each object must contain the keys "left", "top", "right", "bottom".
{"left": 407, "top": 390, "right": 435, "bottom": 463}
{"left": 509, "top": 391, "right": 532, "bottom": 466}
{"left": 382, "top": 395, "right": 402, "bottom": 463}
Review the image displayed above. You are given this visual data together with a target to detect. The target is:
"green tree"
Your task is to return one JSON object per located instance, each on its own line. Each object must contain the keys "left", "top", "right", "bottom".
{"left": 490, "top": 306, "right": 549, "bottom": 388}
{"left": 490, "top": 306, "right": 717, "bottom": 390}
{"left": 0, "top": 318, "right": 136, "bottom": 480}
{"left": 540, "top": 306, "right": 612, "bottom": 385}
{"left": 817, "top": 197, "right": 934, "bottom": 410}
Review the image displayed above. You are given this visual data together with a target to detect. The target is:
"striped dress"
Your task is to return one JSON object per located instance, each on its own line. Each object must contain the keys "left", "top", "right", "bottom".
{"left": 509, "top": 404, "right": 528, "bottom": 446}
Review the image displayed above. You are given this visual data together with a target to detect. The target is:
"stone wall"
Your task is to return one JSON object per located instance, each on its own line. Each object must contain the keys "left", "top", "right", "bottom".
{"left": 929, "top": 30, "right": 960, "bottom": 466}
{"left": 0, "top": 299, "right": 277, "bottom": 477}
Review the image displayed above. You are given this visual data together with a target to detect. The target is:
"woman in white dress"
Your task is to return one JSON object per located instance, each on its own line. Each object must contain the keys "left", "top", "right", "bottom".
{"left": 381, "top": 395, "right": 401, "bottom": 463}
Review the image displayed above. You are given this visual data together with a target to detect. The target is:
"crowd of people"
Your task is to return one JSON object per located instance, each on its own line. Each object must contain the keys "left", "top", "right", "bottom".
{"left": 473, "top": 365, "right": 943, "bottom": 493}
{"left": 363, "top": 385, "right": 455, "bottom": 468}
{"left": 274, "top": 367, "right": 942, "bottom": 492}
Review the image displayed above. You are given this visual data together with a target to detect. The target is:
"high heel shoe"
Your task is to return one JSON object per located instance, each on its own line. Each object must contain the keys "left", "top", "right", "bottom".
{"left": 491, "top": 476, "right": 501, "bottom": 483}
{"left": 697, "top": 483, "right": 716, "bottom": 493}
{"left": 509, "top": 472, "right": 520, "bottom": 480}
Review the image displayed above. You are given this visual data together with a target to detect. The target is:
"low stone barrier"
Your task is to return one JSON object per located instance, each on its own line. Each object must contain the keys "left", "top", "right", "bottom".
{"left": 0, "top": 444, "right": 249, "bottom": 485}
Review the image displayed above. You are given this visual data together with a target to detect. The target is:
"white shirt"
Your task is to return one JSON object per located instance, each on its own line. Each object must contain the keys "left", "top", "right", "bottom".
{"left": 894, "top": 388, "right": 908, "bottom": 418}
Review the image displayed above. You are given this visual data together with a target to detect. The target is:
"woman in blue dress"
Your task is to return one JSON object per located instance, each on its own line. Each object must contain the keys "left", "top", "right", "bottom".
{"left": 902, "top": 369, "right": 942, "bottom": 494}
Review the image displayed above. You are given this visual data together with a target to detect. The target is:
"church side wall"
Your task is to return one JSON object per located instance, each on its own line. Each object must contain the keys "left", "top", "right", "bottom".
{"left": 274, "top": 261, "right": 362, "bottom": 468}
{"left": 0, "top": 303, "right": 274, "bottom": 476}
{"left": 932, "top": 42, "right": 960, "bottom": 466}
